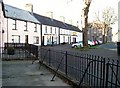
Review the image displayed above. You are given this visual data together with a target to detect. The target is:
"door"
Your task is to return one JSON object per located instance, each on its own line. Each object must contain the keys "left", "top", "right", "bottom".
{"left": 73, "top": 37, "right": 76, "bottom": 43}
{"left": 25, "top": 35, "right": 28, "bottom": 44}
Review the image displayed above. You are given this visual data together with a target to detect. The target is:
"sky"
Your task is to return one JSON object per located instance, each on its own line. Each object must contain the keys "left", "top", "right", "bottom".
{"left": 3, "top": 0, "right": 120, "bottom": 26}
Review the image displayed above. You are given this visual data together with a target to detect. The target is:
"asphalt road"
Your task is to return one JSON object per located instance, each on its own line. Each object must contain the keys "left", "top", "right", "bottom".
{"left": 46, "top": 44, "right": 119, "bottom": 60}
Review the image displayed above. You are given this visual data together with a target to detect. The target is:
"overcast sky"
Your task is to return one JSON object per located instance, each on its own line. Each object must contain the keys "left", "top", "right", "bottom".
{"left": 3, "top": 0, "right": 120, "bottom": 25}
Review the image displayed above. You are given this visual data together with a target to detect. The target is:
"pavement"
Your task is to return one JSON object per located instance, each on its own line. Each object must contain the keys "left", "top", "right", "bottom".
{"left": 2, "top": 60, "right": 71, "bottom": 87}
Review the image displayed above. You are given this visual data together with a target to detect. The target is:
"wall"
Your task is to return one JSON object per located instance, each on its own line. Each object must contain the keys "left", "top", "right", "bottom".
{"left": 0, "top": 1, "right": 4, "bottom": 48}
{"left": 3, "top": 18, "right": 41, "bottom": 46}
{"left": 118, "top": 1, "right": 120, "bottom": 42}
{"left": 42, "top": 25, "right": 59, "bottom": 45}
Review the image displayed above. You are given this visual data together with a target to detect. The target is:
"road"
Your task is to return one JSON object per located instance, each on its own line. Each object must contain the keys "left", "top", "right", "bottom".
{"left": 46, "top": 44, "right": 119, "bottom": 60}
{"left": 99, "top": 43, "right": 117, "bottom": 51}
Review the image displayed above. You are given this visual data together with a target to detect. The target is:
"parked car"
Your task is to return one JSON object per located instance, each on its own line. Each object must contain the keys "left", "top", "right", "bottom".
{"left": 97, "top": 40, "right": 103, "bottom": 45}
{"left": 93, "top": 40, "right": 98, "bottom": 45}
{"left": 72, "top": 40, "right": 94, "bottom": 48}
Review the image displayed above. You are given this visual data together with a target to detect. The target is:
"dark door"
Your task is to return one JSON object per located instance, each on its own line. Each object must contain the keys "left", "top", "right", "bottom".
{"left": 25, "top": 35, "right": 28, "bottom": 44}
{"left": 42, "top": 36, "right": 44, "bottom": 46}
{"left": 73, "top": 37, "right": 76, "bottom": 43}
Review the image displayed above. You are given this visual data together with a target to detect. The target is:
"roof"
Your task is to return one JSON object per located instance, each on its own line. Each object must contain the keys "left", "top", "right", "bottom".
{"left": 1, "top": 0, "right": 5, "bottom": 16}
{"left": 3, "top": 4, "right": 81, "bottom": 32}
{"left": 4, "top": 4, "right": 40, "bottom": 24}
{"left": 0, "top": 0, "right": 3, "bottom": 3}
{"left": 33, "top": 13, "right": 81, "bottom": 32}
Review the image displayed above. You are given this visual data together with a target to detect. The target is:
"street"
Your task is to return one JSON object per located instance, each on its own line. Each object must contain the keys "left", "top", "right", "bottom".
{"left": 47, "top": 43, "right": 119, "bottom": 60}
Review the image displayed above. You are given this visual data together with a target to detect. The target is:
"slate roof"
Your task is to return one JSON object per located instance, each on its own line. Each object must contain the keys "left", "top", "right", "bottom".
{"left": 4, "top": 4, "right": 40, "bottom": 24}
{"left": 33, "top": 13, "right": 82, "bottom": 32}
{"left": 3, "top": 4, "right": 81, "bottom": 32}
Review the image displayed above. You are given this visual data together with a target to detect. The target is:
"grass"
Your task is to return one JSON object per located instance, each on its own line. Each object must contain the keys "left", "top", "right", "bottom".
{"left": 72, "top": 45, "right": 101, "bottom": 51}
{"left": 89, "top": 45, "right": 100, "bottom": 49}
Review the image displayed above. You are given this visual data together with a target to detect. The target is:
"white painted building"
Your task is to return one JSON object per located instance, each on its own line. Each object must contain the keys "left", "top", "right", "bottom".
{"left": 1, "top": 3, "right": 82, "bottom": 47}
{"left": 0, "top": 0, "right": 4, "bottom": 48}
{"left": 2, "top": 4, "right": 40, "bottom": 47}
{"left": 33, "top": 13, "right": 82, "bottom": 46}
{"left": 118, "top": 1, "right": 120, "bottom": 42}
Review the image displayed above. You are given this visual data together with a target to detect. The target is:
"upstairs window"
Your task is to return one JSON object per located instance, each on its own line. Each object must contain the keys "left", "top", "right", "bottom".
{"left": 55, "top": 28, "right": 56, "bottom": 34}
{"left": 50, "top": 27, "right": 52, "bottom": 33}
{"left": 34, "top": 23, "right": 37, "bottom": 32}
{"left": 12, "top": 20, "right": 17, "bottom": 30}
{"left": 24, "top": 21, "right": 28, "bottom": 31}
{"left": 45, "top": 26, "right": 47, "bottom": 33}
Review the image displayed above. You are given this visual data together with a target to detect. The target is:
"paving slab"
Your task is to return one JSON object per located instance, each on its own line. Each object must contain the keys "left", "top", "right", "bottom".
{"left": 2, "top": 60, "right": 71, "bottom": 87}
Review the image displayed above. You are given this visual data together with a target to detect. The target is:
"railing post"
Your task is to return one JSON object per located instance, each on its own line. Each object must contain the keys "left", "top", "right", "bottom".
{"left": 65, "top": 51, "right": 68, "bottom": 76}
{"left": 102, "top": 58, "right": 106, "bottom": 87}
{"left": 48, "top": 49, "right": 51, "bottom": 66}
{"left": 105, "top": 62, "right": 109, "bottom": 88}
{"left": 118, "top": 57, "right": 120, "bottom": 87}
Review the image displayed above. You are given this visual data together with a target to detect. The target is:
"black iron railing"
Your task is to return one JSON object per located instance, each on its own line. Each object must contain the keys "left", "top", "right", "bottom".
{"left": 39, "top": 47, "right": 120, "bottom": 87}
{"left": 1, "top": 43, "right": 38, "bottom": 60}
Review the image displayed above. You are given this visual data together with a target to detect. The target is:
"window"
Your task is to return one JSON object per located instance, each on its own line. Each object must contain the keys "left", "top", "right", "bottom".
{"left": 12, "top": 20, "right": 17, "bottom": 30}
{"left": 55, "top": 28, "right": 56, "bottom": 34}
{"left": 12, "top": 35, "right": 20, "bottom": 43}
{"left": 45, "top": 26, "right": 47, "bottom": 33}
{"left": 50, "top": 27, "right": 52, "bottom": 33}
{"left": 33, "top": 36, "right": 39, "bottom": 44}
{"left": 24, "top": 21, "right": 28, "bottom": 31}
{"left": 34, "top": 23, "right": 37, "bottom": 32}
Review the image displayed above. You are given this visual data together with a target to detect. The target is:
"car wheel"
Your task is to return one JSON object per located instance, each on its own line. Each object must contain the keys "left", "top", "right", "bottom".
{"left": 74, "top": 45, "right": 77, "bottom": 48}
{"left": 88, "top": 44, "right": 91, "bottom": 47}
{"left": 79, "top": 44, "right": 82, "bottom": 48}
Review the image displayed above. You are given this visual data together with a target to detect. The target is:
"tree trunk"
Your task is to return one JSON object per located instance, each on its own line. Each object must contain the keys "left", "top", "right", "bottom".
{"left": 102, "top": 25, "right": 107, "bottom": 44}
{"left": 83, "top": 17, "right": 88, "bottom": 47}
{"left": 83, "top": 7, "right": 89, "bottom": 47}
{"left": 82, "top": 0, "right": 92, "bottom": 48}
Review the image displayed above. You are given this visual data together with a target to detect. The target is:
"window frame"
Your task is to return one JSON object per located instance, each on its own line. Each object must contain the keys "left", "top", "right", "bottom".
{"left": 12, "top": 19, "right": 17, "bottom": 30}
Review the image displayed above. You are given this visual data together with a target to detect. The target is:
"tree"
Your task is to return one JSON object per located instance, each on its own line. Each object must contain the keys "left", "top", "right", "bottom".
{"left": 82, "top": 0, "right": 92, "bottom": 47}
{"left": 95, "top": 7, "right": 117, "bottom": 43}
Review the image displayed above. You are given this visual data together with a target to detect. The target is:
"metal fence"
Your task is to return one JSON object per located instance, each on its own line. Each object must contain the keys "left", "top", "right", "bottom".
{"left": 1, "top": 43, "right": 38, "bottom": 60}
{"left": 39, "top": 47, "right": 120, "bottom": 88}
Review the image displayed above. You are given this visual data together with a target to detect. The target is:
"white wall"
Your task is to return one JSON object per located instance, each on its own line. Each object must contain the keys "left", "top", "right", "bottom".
{"left": 3, "top": 18, "right": 41, "bottom": 46}
{"left": 42, "top": 25, "right": 59, "bottom": 45}
{"left": 112, "top": 21, "right": 118, "bottom": 42}
{"left": 76, "top": 32, "right": 83, "bottom": 42}
{"left": 0, "top": 2, "right": 4, "bottom": 48}
{"left": 70, "top": 30, "right": 82, "bottom": 43}
{"left": 118, "top": 1, "right": 120, "bottom": 42}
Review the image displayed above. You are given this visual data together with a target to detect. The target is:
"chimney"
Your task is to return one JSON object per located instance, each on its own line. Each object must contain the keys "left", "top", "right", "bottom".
{"left": 45, "top": 11, "right": 53, "bottom": 21}
{"left": 68, "top": 19, "right": 73, "bottom": 25}
{"left": 60, "top": 16, "right": 65, "bottom": 23}
{"left": 25, "top": 3, "right": 33, "bottom": 13}
{"left": 45, "top": 11, "right": 53, "bottom": 18}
